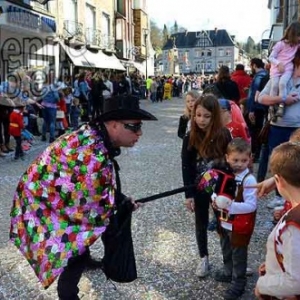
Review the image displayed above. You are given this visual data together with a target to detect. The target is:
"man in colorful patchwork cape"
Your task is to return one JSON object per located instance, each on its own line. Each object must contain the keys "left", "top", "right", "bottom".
{"left": 9, "top": 95, "right": 157, "bottom": 300}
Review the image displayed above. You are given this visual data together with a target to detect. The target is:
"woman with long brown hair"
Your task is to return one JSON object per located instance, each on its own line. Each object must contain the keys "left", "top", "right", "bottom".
{"left": 181, "top": 93, "right": 231, "bottom": 278}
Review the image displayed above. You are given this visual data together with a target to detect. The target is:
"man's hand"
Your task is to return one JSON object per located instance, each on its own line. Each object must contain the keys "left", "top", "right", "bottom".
{"left": 248, "top": 112, "right": 255, "bottom": 124}
{"left": 285, "top": 93, "right": 299, "bottom": 106}
{"left": 185, "top": 198, "right": 195, "bottom": 212}
{"left": 129, "top": 198, "right": 142, "bottom": 211}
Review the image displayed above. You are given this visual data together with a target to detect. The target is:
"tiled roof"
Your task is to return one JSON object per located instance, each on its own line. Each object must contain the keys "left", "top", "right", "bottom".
{"left": 162, "top": 29, "right": 235, "bottom": 50}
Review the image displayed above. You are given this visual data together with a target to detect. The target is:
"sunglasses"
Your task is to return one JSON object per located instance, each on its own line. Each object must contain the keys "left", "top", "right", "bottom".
{"left": 121, "top": 122, "right": 143, "bottom": 133}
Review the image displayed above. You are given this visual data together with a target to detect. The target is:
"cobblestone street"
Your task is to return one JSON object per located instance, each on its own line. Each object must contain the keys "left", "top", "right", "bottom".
{"left": 0, "top": 97, "right": 274, "bottom": 300}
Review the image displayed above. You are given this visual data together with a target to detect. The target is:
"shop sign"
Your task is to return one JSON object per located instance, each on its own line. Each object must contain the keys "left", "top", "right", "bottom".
{"left": 6, "top": 5, "right": 56, "bottom": 33}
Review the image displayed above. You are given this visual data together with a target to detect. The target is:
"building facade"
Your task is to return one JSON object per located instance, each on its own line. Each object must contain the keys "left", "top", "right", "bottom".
{"left": 0, "top": 0, "right": 56, "bottom": 80}
{"left": 267, "top": 0, "right": 300, "bottom": 50}
{"left": 0, "top": 0, "right": 154, "bottom": 80}
{"left": 45, "top": 0, "right": 125, "bottom": 78}
{"left": 161, "top": 29, "right": 242, "bottom": 75}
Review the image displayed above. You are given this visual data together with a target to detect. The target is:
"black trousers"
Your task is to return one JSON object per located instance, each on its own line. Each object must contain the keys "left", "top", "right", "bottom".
{"left": 246, "top": 109, "right": 266, "bottom": 160}
{"left": 14, "top": 136, "right": 23, "bottom": 158}
{"left": 57, "top": 247, "right": 90, "bottom": 300}
{"left": 220, "top": 228, "right": 247, "bottom": 291}
{"left": 194, "top": 191, "right": 210, "bottom": 258}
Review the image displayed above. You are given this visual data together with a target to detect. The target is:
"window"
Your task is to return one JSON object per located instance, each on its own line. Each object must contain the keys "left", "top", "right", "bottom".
{"left": 102, "top": 12, "right": 111, "bottom": 47}
{"left": 86, "top": 4, "right": 96, "bottom": 43}
{"left": 226, "top": 61, "right": 232, "bottom": 69}
{"left": 218, "top": 48, "right": 224, "bottom": 56}
{"left": 207, "top": 49, "right": 212, "bottom": 57}
{"left": 195, "top": 49, "right": 201, "bottom": 57}
{"left": 64, "top": 0, "right": 77, "bottom": 22}
{"left": 63, "top": 0, "right": 78, "bottom": 35}
{"left": 117, "top": 0, "right": 126, "bottom": 16}
{"left": 206, "top": 61, "right": 212, "bottom": 71}
{"left": 225, "top": 49, "right": 231, "bottom": 56}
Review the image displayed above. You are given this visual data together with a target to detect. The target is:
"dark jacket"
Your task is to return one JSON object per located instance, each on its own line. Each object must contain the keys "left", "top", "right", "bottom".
{"left": 177, "top": 115, "right": 189, "bottom": 139}
{"left": 246, "top": 70, "right": 269, "bottom": 113}
{"left": 181, "top": 129, "right": 232, "bottom": 198}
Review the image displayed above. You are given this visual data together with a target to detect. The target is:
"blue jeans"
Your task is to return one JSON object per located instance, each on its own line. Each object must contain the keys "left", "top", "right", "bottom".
{"left": 268, "top": 125, "right": 298, "bottom": 154}
{"left": 42, "top": 107, "right": 57, "bottom": 140}
{"left": 257, "top": 143, "right": 269, "bottom": 182}
{"left": 151, "top": 92, "right": 157, "bottom": 102}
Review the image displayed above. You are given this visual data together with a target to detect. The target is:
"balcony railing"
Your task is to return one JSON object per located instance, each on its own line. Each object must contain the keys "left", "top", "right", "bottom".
{"left": 63, "top": 20, "right": 84, "bottom": 40}
{"left": 86, "top": 28, "right": 101, "bottom": 47}
{"left": 101, "top": 34, "right": 115, "bottom": 51}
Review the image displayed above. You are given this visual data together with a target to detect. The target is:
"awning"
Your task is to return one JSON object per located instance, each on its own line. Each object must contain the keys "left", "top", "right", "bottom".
{"left": 104, "top": 54, "right": 125, "bottom": 71}
{"left": 34, "top": 44, "right": 58, "bottom": 56}
{"left": 133, "top": 62, "right": 145, "bottom": 74}
{"left": 60, "top": 43, "right": 125, "bottom": 70}
{"left": 60, "top": 43, "right": 93, "bottom": 67}
{"left": 83, "top": 50, "right": 113, "bottom": 69}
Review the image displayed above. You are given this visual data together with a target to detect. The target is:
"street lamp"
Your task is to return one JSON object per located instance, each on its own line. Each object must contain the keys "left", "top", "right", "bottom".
{"left": 143, "top": 28, "right": 149, "bottom": 79}
{"left": 214, "top": 28, "right": 218, "bottom": 73}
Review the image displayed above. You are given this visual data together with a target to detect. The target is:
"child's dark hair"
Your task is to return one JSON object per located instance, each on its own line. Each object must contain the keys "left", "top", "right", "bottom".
{"left": 270, "top": 142, "right": 300, "bottom": 188}
{"left": 227, "top": 138, "right": 251, "bottom": 155}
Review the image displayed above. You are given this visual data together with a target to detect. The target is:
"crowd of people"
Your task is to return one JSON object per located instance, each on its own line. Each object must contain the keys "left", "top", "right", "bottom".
{"left": 3, "top": 20, "right": 300, "bottom": 300}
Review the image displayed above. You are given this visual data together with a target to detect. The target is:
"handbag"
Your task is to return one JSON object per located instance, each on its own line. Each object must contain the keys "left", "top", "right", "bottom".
{"left": 56, "top": 110, "right": 65, "bottom": 119}
{"left": 257, "top": 120, "right": 271, "bottom": 145}
{"left": 101, "top": 200, "right": 137, "bottom": 283}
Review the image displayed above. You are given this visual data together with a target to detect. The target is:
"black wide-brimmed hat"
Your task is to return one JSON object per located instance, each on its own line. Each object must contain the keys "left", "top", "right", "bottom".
{"left": 101, "top": 95, "right": 157, "bottom": 121}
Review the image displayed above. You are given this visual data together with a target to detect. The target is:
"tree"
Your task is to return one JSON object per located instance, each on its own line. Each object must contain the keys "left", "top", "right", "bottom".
{"left": 163, "top": 24, "right": 169, "bottom": 45}
{"left": 174, "top": 21, "right": 178, "bottom": 33}
{"left": 150, "top": 20, "right": 163, "bottom": 50}
{"left": 243, "top": 36, "right": 260, "bottom": 57}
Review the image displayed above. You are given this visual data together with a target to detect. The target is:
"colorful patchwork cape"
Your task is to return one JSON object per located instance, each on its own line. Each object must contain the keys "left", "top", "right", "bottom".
{"left": 10, "top": 125, "right": 115, "bottom": 288}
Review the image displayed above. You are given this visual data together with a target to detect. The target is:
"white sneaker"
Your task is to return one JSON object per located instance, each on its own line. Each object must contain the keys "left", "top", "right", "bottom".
{"left": 246, "top": 267, "right": 253, "bottom": 276}
{"left": 0, "top": 151, "right": 7, "bottom": 157}
{"left": 267, "top": 196, "right": 284, "bottom": 209}
{"left": 196, "top": 256, "right": 209, "bottom": 277}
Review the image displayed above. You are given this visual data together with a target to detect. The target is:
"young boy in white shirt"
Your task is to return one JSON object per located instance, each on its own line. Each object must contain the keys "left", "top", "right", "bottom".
{"left": 213, "top": 138, "right": 257, "bottom": 300}
{"left": 255, "top": 142, "right": 300, "bottom": 300}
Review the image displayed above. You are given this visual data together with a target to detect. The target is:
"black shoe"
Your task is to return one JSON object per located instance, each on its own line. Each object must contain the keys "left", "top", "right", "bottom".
{"left": 49, "top": 137, "right": 55, "bottom": 143}
{"left": 214, "top": 270, "right": 232, "bottom": 283}
{"left": 85, "top": 257, "right": 103, "bottom": 270}
{"left": 223, "top": 288, "right": 244, "bottom": 300}
{"left": 41, "top": 136, "right": 46, "bottom": 142}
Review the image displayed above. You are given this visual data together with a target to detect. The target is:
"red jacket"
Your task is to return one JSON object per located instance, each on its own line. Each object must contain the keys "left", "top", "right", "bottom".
{"left": 9, "top": 109, "right": 24, "bottom": 137}
{"left": 231, "top": 70, "right": 252, "bottom": 101}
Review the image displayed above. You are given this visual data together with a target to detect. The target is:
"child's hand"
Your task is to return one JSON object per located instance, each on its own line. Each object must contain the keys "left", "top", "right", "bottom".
{"left": 245, "top": 177, "right": 276, "bottom": 198}
{"left": 277, "top": 62, "right": 285, "bottom": 73}
{"left": 185, "top": 198, "right": 195, "bottom": 212}
{"left": 258, "top": 262, "right": 266, "bottom": 276}
{"left": 273, "top": 206, "right": 285, "bottom": 221}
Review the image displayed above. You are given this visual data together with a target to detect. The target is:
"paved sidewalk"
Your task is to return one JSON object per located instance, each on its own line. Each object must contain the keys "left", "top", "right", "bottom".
{"left": 0, "top": 98, "right": 274, "bottom": 300}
